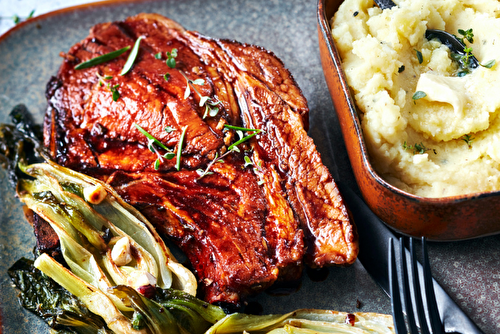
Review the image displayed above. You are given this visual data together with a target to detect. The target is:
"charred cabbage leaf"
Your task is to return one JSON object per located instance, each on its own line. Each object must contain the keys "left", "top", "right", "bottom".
{"left": 0, "top": 104, "right": 45, "bottom": 187}
{"left": 8, "top": 257, "right": 111, "bottom": 334}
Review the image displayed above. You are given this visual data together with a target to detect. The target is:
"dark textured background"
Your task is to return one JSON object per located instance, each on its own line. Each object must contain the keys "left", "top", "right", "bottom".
{"left": 0, "top": 1, "right": 499, "bottom": 333}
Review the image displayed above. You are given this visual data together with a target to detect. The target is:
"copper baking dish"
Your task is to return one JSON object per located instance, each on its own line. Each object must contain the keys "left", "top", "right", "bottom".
{"left": 317, "top": 0, "right": 500, "bottom": 240}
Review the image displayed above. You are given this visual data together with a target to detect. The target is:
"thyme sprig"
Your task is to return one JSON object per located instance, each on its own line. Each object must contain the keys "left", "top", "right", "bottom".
{"left": 461, "top": 134, "right": 474, "bottom": 148}
{"left": 180, "top": 71, "right": 221, "bottom": 119}
{"left": 403, "top": 141, "right": 435, "bottom": 155}
{"left": 196, "top": 125, "right": 264, "bottom": 179}
{"left": 134, "top": 123, "right": 176, "bottom": 170}
{"left": 166, "top": 48, "right": 178, "bottom": 69}
{"left": 450, "top": 28, "right": 496, "bottom": 76}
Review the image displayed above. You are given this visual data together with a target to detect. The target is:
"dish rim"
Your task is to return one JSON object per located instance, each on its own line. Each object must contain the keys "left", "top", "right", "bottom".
{"left": 317, "top": 0, "right": 500, "bottom": 204}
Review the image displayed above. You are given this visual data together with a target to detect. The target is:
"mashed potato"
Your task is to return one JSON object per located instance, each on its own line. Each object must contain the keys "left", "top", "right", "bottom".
{"left": 331, "top": 0, "right": 500, "bottom": 197}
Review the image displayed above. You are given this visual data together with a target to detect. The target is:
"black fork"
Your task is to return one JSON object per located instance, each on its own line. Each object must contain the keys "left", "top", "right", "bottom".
{"left": 389, "top": 237, "right": 444, "bottom": 334}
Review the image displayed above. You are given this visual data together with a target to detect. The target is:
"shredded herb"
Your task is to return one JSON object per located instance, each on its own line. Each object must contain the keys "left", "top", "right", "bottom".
{"left": 164, "top": 73, "right": 171, "bottom": 81}
{"left": 134, "top": 123, "right": 176, "bottom": 170}
{"left": 155, "top": 52, "right": 162, "bottom": 59}
{"left": 462, "top": 134, "right": 474, "bottom": 148}
{"left": 75, "top": 46, "right": 131, "bottom": 70}
{"left": 13, "top": 14, "right": 20, "bottom": 24}
{"left": 176, "top": 126, "right": 188, "bottom": 171}
{"left": 403, "top": 141, "right": 434, "bottom": 155}
{"left": 180, "top": 72, "right": 221, "bottom": 118}
{"left": 109, "top": 83, "right": 120, "bottom": 101}
{"left": 121, "top": 36, "right": 144, "bottom": 76}
{"left": 480, "top": 59, "right": 496, "bottom": 69}
{"left": 415, "top": 49, "right": 423, "bottom": 64}
{"left": 166, "top": 48, "right": 178, "bottom": 69}
{"left": 96, "top": 73, "right": 113, "bottom": 86}
{"left": 164, "top": 126, "right": 175, "bottom": 133}
{"left": 457, "top": 28, "right": 474, "bottom": 45}
{"left": 244, "top": 156, "right": 253, "bottom": 167}
{"left": 412, "top": 91, "right": 426, "bottom": 102}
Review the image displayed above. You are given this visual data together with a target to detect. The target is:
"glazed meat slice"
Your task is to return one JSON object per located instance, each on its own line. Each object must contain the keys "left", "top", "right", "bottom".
{"left": 43, "top": 13, "right": 358, "bottom": 305}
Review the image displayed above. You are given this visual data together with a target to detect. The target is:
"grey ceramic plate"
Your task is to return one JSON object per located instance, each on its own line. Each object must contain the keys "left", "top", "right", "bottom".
{"left": 0, "top": 0, "right": 392, "bottom": 332}
{"left": 1, "top": 1, "right": 499, "bottom": 334}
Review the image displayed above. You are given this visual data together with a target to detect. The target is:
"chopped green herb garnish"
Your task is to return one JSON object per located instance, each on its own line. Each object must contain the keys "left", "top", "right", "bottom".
{"left": 461, "top": 134, "right": 474, "bottom": 148}
{"left": 415, "top": 49, "right": 423, "bottom": 64}
{"left": 75, "top": 46, "right": 131, "bottom": 70}
{"left": 244, "top": 156, "right": 253, "bottom": 167}
{"left": 480, "top": 59, "right": 496, "bottom": 69}
{"left": 164, "top": 126, "right": 175, "bottom": 133}
{"left": 13, "top": 14, "right": 20, "bottom": 24}
{"left": 180, "top": 72, "right": 221, "bottom": 119}
{"left": 403, "top": 141, "right": 433, "bottom": 154}
{"left": 412, "top": 91, "right": 426, "bottom": 102}
{"left": 109, "top": 84, "right": 120, "bottom": 101}
{"left": 176, "top": 126, "right": 188, "bottom": 171}
{"left": 164, "top": 73, "right": 171, "bottom": 81}
{"left": 27, "top": 9, "right": 35, "bottom": 19}
{"left": 155, "top": 52, "right": 162, "bottom": 59}
{"left": 134, "top": 123, "right": 176, "bottom": 170}
{"left": 120, "top": 36, "right": 144, "bottom": 76}
{"left": 457, "top": 28, "right": 474, "bottom": 44}
{"left": 166, "top": 48, "right": 178, "bottom": 69}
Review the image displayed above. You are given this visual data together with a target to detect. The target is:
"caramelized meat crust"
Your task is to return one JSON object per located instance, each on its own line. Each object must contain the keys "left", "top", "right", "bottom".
{"left": 43, "top": 13, "right": 358, "bottom": 305}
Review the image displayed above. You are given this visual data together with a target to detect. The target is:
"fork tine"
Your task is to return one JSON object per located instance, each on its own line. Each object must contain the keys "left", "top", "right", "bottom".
{"left": 389, "top": 238, "right": 407, "bottom": 334}
{"left": 399, "top": 237, "right": 419, "bottom": 333}
{"left": 421, "top": 237, "right": 444, "bottom": 334}
{"left": 410, "top": 237, "right": 431, "bottom": 334}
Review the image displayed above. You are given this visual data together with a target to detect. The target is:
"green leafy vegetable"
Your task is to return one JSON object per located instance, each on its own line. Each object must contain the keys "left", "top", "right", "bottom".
{"left": 121, "top": 36, "right": 145, "bottom": 76}
{"left": 74, "top": 46, "right": 131, "bottom": 70}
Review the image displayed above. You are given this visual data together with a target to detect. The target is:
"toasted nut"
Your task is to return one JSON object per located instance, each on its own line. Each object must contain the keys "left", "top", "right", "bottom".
{"left": 83, "top": 184, "right": 107, "bottom": 204}
{"left": 111, "top": 237, "right": 133, "bottom": 266}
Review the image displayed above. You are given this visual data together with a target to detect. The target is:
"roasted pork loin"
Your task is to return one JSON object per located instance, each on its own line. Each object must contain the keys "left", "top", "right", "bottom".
{"left": 43, "top": 13, "right": 358, "bottom": 305}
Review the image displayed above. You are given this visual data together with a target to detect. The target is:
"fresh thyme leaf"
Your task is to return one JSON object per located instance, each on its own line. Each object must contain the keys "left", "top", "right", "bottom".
{"left": 481, "top": 59, "right": 496, "bottom": 69}
{"left": 176, "top": 126, "right": 187, "bottom": 171}
{"left": 164, "top": 126, "right": 175, "bottom": 133}
{"left": 257, "top": 180, "right": 265, "bottom": 186}
{"left": 236, "top": 130, "right": 244, "bottom": 140}
{"left": 121, "top": 36, "right": 144, "bottom": 76}
{"left": 458, "top": 28, "right": 474, "bottom": 44}
{"left": 244, "top": 156, "right": 253, "bottom": 167}
{"left": 403, "top": 141, "right": 432, "bottom": 154}
{"left": 192, "top": 79, "right": 205, "bottom": 85}
{"left": 13, "top": 14, "right": 20, "bottom": 24}
{"left": 199, "top": 96, "right": 210, "bottom": 107}
{"left": 462, "top": 134, "right": 474, "bottom": 148}
{"left": 415, "top": 49, "right": 423, "bottom": 64}
{"left": 109, "top": 84, "right": 120, "bottom": 101}
{"left": 155, "top": 52, "right": 162, "bottom": 59}
{"left": 166, "top": 48, "right": 178, "bottom": 69}
{"left": 412, "top": 91, "right": 426, "bottom": 101}
{"left": 27, "top": 9, "right": 35, "bottom": 19}
{"left": 164, "top": 73, "right": 171, "bottom": 81}
{"left": 75, "top": 46, "right": 131, "bottom": 70}
{"left": 208, "top": 106, "right": 219, "bottom": 117}
{"left": 154, "top": 159, "right": 160, "bottom": 170}
{"left": 184, "top": 83, "right": 191, "bottom": 99}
